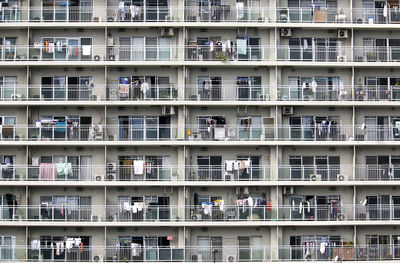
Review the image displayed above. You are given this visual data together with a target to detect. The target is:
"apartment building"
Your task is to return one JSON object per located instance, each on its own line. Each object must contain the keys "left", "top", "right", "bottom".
{"left": 1, "top": 0, "right": 400, "bottom": 262}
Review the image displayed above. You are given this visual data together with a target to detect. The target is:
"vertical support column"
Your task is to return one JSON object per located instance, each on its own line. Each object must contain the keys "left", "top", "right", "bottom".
{"left": 26, "top": 145, "right": 29, "bottom": 181}
{"left": 270, "top": 226, "right": 282, "bottom": 260}
{"left": 351, "top": 66, "right": 355, "bottom": 101}
{"left": 177, "top": 105, "right": 186, "bottom": 140}
{"left": 353, "top": 185, "right": 356, "bottom": 221}
{"left": 104, "top": 105, "right": 107, "bottom": 139}
{"left": 352, "top": 105, "right": 355, "bottom": 140}
{"left": 178, "top": 27, "right": 186, "bottom": 61}
{"left": 177, "top": 184, "right": 186, "bottom": 222}
{"left": 177, "top": 66, "right": 185, "bottom": 100}
{"left": 353, "top": 145, "right": 356, "bottom": 181}
{"left": 26, "top": 66, "right": 30, "bottom": 100}
{"left": 104, "top": 145, "right": 107, "bottom": 178}
{"left": 104, "top": 65, "right": 108, "bottom": 100}
{"left": 177, "top": 146, "right": 185, "bottom": 181}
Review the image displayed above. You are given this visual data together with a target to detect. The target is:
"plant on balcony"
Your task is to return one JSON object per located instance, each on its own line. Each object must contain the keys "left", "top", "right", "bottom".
{"left": 216, "top": 53, "right": 227, "bottom": 62}
{"left": 366, "top": 51, "right": 377, "bottom": 61}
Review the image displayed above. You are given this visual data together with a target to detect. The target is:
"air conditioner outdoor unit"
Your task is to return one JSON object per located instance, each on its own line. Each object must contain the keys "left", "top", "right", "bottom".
{"left": 106, "top": 173, "right": 116, "bottom": 181}
{"left": 191, "top": 213, "right": 202, "bottom": 221}
{"left": 337, "top": 29, "right": 348, "bottom": 38}
{"left": 237, "top": 105, "right": 248, "bottom": 116}
{"left": 192, "top": 254, "right": 203, "bottom": 262}
{"left": 337, "top": 55, "right": 347, "bottom": 62}
{"left": 162, "top": 106, "right": 175, "bottom": 115}
{"left": 93, "top": 255, "right": 103, "bottom": 262}
{"left": 236, "top": 186, "right": 249, "bottom": 195}
{"left": 337, "top": 174, "right": 348, "bottom": 181}
{"left": 95, "top": 174, "right": 104, "bottom": 181}
{"left": 161, "top": 27, "right": 174, "bottom": 36}
{"left": 11, "top": 94, "right": 22, "bottom": 101}
{"left": 283, "top": 106, "right": 293, "bottom": 115}
{"left": 226, "top": 255, "right": 236, "bottom": 262}
{"left": 92, "top": 16, "right": 100, "bottom": 22}
{"left": 107, "top": 162, "right": 117, "bottom": 172}
{"left": 283, "top": 186, "right": 294, "bottom": 195}
{"left": 281, "top": 28, "right": 292, "bottom": 37}
{"left": 310, "top": 174, "right": 322, "bottom": 181}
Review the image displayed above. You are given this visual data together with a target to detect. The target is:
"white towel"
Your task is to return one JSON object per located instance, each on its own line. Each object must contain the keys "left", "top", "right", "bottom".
{"left": 233, "top": 161, "right": 239, "bottom": 170}
{"left": 225, "top": 161, "right": 234, "bottom": 171}
{"left": 134, "top": 160, "right": 144, "bottom": 175}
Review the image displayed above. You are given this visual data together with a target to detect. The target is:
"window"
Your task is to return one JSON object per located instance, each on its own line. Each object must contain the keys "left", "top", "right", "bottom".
{"left": 237, "top": 76, "right": 262, "bottom": 100}
{"left": 41, "top": 76, "right": 93, "bottom": 100}
{"left": 117, "top": 155, "right": 171, "bottom": 180}
{"left": 289, "top": 155, "right": 340, "bottom": 180}
{"left": 118, "top": 116, "right": 171, "bottom": 141}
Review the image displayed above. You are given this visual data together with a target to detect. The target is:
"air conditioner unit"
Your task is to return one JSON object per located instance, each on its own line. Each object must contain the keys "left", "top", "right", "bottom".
{"left": 32, "top": 157, "right": 39, "bottom": 166}
{"left": 11, "top": 94, "right": 22, "bottom": 101}
{"left": 93, "top": 255, "right": 103, "bottom": 262}
{"left": 337, "top": 29, "right": 348, "bottom": 38}
{"left": 226, "top": 255, "right": 236, "bottom": 262}
{"left": 164, "top": 186, "right": 173, "bottom": 194}
{"left": 192, "top": 254, "right": 203, "bottom": 262}
{"left": 282, "top": 106, "right": 293, "bottom": 115}
{"left": 107, "top": 37, "right": 114, "bottom": 46}
{"left": 92, "top": 16, "right": 100, "bottom": 22}
{"left": 337, "top": 55, "right": 347, "bottom": 62}
{"left": 191, "top": 213, "right": 202, "bottom": 221}
{"left": 283, "top": 186, "right": 294, "bottom": 195}
{"left": 161, "top": 106, "right": 175, "bottom": 116}
{"left": 281, "top": 28, "right": 292, "bottom": 37}
{"left": 106, "top": 173, "right": 116, "bottom": 181}
{"left": 94, "top": 55, "right": 101, "bottom": 61}
{"left": 337, "top": 174, "right": 348, "bottom": 181}
{"left": 90, "top": 95, "right": 101, "bottom": 101}
{"left": 310, "top": 174, "right": 322, "bottom": 181}
{"left": 95, "top": 174, "right": 104, "bottom": 181}
{"left": 236, "top": 186, "right": 249, "bottom": 195}
{"left": 107, "top": 162, "right": 117, "bottom": 172}
{"left": 237, "top": 105, "right": 248, "bottom": 116}
{"left": 161, "top": 27, "right": 174, "bottom": 36}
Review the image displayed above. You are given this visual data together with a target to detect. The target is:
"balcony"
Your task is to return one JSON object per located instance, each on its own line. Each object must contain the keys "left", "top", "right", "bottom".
{"left": 0, "top": 204, "right": 400, "bottom": 222}
{"left": 0, "top": 164, "right": 398, "bottom": 183}
{"left": 3, "top": 85, "right": 400, "bottom": 102}
{"left": 1, "top": 124, "right": 400, "bottom": 142}
{"left": 1, "top": 6, "right": 400, "bottom": 25}
{"left": 3, "top": 245, "right": 400, "bottom": 262}
{"left": 0, "top": 45, "right": 399, "bottom": 63}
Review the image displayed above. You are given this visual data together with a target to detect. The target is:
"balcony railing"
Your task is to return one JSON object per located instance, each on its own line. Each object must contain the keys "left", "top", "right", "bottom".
{"left": 1, "top": 45, "right": 400, "bottom": 63}
{"left": 3, "top": 6, "right": 400, "bottom": 24}
{"left": 2, "top": 164, "right": 400, "bottom": 183}
{"left": 1, "top": 124, "right": 400, "bottom": 142}
{"left": 3, "top": 85, "right": 400, "bottom": 102}
{"left": 2, "top": 204, "right": 400, "bottom": 222}
{"left": 4, "top": 245, "right": 400, "bottom": 262}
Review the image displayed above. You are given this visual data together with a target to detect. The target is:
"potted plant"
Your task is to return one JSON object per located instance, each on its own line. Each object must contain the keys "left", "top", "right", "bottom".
{"left": 366, "top": 51, "right": 377, "bottom": 61}
{"left": 216, "top": 53, "right": 227, "bottom": 62}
